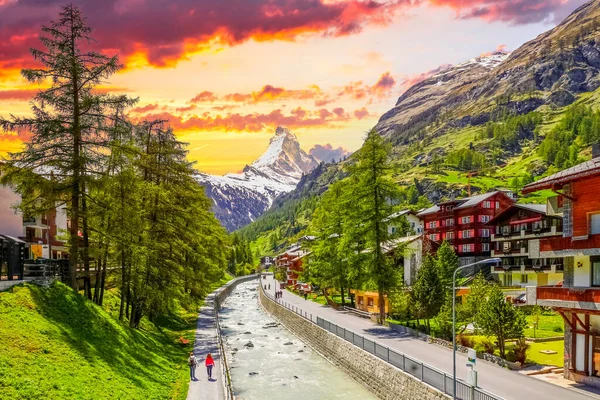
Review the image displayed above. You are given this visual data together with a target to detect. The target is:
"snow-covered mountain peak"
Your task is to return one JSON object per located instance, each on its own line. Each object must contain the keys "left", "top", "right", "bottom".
{"left": 195, "top": 126, "right": 318, "bottom": 231}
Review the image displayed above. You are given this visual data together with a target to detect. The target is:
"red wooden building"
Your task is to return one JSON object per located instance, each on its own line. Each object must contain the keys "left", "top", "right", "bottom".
{"left": 523, "top": 151, "right": 600, "bottom": 384}
{"left": 275, "top": 246, "right": 310, "bottom": 286}
{"left": 417, "top": 191, "right": 514, "bottom": 265}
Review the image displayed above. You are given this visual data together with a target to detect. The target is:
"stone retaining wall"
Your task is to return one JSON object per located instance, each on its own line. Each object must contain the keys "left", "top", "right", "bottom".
{"left": 259, "top": 288, "right": 449, "bottom": 400}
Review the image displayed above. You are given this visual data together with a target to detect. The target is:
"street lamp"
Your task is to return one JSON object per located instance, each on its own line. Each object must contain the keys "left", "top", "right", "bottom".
{"left": 452, "top": 257, "right": 501, "bottom": 399}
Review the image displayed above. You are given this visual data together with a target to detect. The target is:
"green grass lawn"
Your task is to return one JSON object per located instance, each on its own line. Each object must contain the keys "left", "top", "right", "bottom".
{"left": 524, "top": 313, "right": 564, "bottom": 339}
{"left": 308, "top": 293, "right": 353, "bottom": 306}
{"left": 0, "top": 278, "right": 231, "bottom": 400}
{"left": 526, "top": 341, "right": 564, "bottom": 367}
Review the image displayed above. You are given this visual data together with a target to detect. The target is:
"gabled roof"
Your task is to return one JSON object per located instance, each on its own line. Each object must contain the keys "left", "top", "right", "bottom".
{"left": 416, "top": 205, "right": 439, "bottom": 217}
{"left": 382, "top": 235, "right": 422, "bottom": 253}
{"left": 485, "top": 203, "right": 549, "bottom": 225}
{"left": 384, "top": 209, "right": 418, "bottom": 222}
{"left": 454, "top": 191, "right": 500, "bottom": 209}
{"left": 522, "top": 158, "right": 600, "bottom": 193}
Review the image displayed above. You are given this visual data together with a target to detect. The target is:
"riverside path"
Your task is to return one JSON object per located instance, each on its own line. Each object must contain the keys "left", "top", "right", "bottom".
{"left": 262, "top": 275, "right": 600, "bottom": 400}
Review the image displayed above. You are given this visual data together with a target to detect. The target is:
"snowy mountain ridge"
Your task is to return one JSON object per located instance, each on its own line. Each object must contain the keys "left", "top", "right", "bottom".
{"left": 195, "top": 126, "right": 318, "bottom": 231}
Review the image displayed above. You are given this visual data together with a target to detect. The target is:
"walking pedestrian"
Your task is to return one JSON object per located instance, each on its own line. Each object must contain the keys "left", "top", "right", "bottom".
{"left": 304, "top": 292, "right": 308, "bottom": 301}
{"left": 188, "top": 352, "right": 198, "bottom": 381}
{"left": 205, "top": 353, "right": 215, "bottom": 380}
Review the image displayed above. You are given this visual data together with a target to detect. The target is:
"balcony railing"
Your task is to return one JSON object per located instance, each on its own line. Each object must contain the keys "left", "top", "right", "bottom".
{"left": 540, "top": 234, "right": 600, "bottom": 253}
{"left": 537, "top": 286, "right": 600, "bottom": 303}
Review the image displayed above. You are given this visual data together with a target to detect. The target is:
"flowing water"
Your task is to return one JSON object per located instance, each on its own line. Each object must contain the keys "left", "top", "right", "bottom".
{"left": 220, "top": 281, "right": 377, "bottom": 400}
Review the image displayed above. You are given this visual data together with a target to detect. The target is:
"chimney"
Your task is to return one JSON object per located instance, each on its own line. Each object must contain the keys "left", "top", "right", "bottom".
{"left": 593, "top": 143, "right": 600, "bottom": 159}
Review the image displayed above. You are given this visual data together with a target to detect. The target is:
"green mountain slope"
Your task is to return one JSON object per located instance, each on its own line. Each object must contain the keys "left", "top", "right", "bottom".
{"left": 0, "top": 283, "right": 196, "bottom": 400}
{"left": 240, "top": 0, "right": 600, "bottom": 256}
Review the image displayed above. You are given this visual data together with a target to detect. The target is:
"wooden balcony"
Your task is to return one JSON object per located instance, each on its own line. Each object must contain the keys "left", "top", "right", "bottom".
{"left": 540, "top": 234, "right": 600, "bottom": 256}
{"left": 533, "top": 286, "right": 600, "bottom": 310}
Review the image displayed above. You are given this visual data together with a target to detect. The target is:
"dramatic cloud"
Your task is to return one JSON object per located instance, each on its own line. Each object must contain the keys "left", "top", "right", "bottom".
{"left": 370, "top": 72, "right": 396, "bottom": 97}
{"left": 309, "top": 143, "right": 351, "bottom": 163}
{"left": 175, "top": 105, "right": 197, "bottom": 112}
{"left": 429, "top": 0, "right": 588, "bottom": 25}
{"left": 130, "top": 103, "right": 160, "bottom": 113}
{"left": 135, "top": 106, "right": 372, "bottom": 133}
{"left": 0, "top": 0, "right": 412, "bottom": 71}
{"left": 190, "top": 91, "right": 218, "bottom": 103}
{"left": 223, "top": 85, "right": 320, "bottom": 103}
{"left": 0, "top": 89, "right": 39, "bottom": 100}
{"left": 354, "top": 107, "right": 371, "bottom": 119}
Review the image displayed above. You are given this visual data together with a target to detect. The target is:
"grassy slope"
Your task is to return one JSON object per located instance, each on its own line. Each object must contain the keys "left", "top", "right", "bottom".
{"left": 0, "top": 274, "right": 232, "bottom": 400}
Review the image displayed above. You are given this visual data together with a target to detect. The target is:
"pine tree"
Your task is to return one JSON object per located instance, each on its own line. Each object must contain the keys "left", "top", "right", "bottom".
{"left": 307, "top": 181, "right": 351, "bottom": 304}
{"left": 475, "top": 285, "right": 527, "bottom": 358}
{"left": 343, "top": 129, "right": 401, "bottom": 323}
{"left": 435, "top": 241, "right": 459, "bottom": 289}
{"left": 411, "top": 255, "right": 444, "bottom": 333}
{"left": 0, "top": 5, "right": 136, "bottom": 291}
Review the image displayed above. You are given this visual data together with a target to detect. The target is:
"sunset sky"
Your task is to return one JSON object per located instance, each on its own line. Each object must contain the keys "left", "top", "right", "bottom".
{"left": 0, "top": 0, "right": 588, "bottom": 175}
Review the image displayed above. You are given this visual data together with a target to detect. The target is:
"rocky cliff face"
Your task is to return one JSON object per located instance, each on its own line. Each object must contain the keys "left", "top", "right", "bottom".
{"left": 376, "top": 0, "right": 600, "bottom": 144}
{"left": 195, "top": 127, "right": 318, "bottom": 231}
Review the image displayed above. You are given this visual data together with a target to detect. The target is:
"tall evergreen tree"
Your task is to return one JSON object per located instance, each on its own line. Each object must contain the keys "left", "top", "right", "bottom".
{"left": 0, "top": 5, "right": 136, "bottom": 291}
{"left": 411, "top": 255, "right": 444, "bottom": 332}
{"left": 343, "top": 129, "right": 401, "bottom": 323}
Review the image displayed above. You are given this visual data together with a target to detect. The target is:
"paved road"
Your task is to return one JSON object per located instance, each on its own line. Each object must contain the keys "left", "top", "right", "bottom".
{"left": 261, "top": 275, "right": 600, "bottom": 400}
{"left": 187, "top": 292, "right": 226, "bottom": 400}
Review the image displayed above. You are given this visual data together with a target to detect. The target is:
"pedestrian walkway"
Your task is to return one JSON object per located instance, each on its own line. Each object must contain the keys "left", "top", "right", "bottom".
{"left": 186, "top": 292, "right": 226, "bottom": 400}
{"left": 263, "top": 276, "right": 600, "bottom": 400}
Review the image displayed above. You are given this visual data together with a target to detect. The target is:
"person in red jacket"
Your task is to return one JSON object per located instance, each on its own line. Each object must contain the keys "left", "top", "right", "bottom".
{"left": 205, "top": 353, "right": 215, "bottom": 380}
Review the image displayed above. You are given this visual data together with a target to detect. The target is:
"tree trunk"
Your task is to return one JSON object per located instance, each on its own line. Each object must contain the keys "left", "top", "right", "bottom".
{"left": 119, "top": 248, "right": 126, "bottom": 321}
{"left": 378, "top": 287, "right": 386, "bottom": 324}
{"left": 99, "top": 255, "right": 107, "bottom": 306}
{"left": 69, "top": 12, "right": 82, "bottom": 292}
{"left": 82, "top": 185, "right": 92, "bottom": 300}
{"left": 93, "top": 257, "right": 101, "bottom": 303}
{"left": 340, "top": 286, "right": 345, "bottom": 306}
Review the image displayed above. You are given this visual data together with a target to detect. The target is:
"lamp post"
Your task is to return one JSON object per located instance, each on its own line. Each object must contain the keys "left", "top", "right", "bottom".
{"left": 452, "top": 257, "right": 500, "bottom": 399}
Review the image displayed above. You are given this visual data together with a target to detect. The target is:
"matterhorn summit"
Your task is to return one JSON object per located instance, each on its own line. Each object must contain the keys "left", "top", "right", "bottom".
{"left": 195, "top": 126, "right": 318, "bottom": 231}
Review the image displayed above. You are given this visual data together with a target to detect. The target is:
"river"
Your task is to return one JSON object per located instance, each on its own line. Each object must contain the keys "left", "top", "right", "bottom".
{"left": 220, "top": 281, "right": 377, "bottom": 400}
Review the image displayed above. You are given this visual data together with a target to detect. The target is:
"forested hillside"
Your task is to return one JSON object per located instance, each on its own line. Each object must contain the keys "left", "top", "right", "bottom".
{"left": 241, "top": 0, "right": 600, "bottom": 259}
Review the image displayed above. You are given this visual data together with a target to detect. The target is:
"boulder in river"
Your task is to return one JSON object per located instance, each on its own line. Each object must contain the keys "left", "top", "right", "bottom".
{"left": 284, "top": 342, "right": 293, "bottom": 345}
{"left": 249, "top": 372, "right": 259, "bottom": 376}
{"left": 243, "top": 331, "right": 252, "bottom": 334}
{"left": 245, "top": 341, "right": 254, "bottom": 348}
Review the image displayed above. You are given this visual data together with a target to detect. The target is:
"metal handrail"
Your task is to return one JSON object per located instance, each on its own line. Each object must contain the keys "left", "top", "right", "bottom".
{"left": 259, "top": 281, "right": 504, "bottom": 400}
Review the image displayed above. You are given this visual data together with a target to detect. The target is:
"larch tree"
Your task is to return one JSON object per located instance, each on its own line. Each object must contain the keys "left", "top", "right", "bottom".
{"left": 0, "top": 4, "right": 136, "bottom": 292}
{"left": 411, "top": 255, "right": 444, "bottom": 333}
{"left": 307, "top": 181, "right": 351, "bottom": 305}
{"left": 343, "top": 129, "right": 401, "bottom": 324}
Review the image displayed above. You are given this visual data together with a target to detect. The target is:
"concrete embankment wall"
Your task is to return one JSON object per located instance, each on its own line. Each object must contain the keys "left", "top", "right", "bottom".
{"left": 258, "top": 287, "right": 449, "bottom": 400}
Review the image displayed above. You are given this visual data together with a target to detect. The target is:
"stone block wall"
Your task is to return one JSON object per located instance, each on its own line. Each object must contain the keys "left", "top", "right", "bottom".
{"left": 259, "top": 288, "right": 449, "bottom": 400}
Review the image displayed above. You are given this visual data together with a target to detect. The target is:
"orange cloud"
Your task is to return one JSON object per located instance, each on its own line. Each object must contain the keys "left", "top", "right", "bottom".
{"left": 0, "top": 0, "right": 412, "bottom": 71}
{"left": 190, "top": 91, "right": 218, "bottom": 103}
{"left": 135, "top": 106, "right": 372, "bottom": 133}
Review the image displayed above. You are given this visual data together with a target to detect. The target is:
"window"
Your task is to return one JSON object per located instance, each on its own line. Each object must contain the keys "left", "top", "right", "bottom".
{"left": 462, "top": 230, "right": 471, "bottom": 238}
{"left": 358, "top": 296, "right": 363, "bottom": 305}
{"left": 483, "top": 201, "right": 492, "bottom": 208}
{"left": 429, "top": 221, "right": 437, "bottom": 229}
{"left": 391, "top": 227, "right": 397, "bottom": 234}
{"left": 482, "top": 243, "right": 490, "bottom": 252}
{"left": 503, "top": 274, "right": 513, "bottom": 286}
{"left": 591, "top": 213, "right": 600, "bottom": 235}
{"left": 521, "top": 274, "right": 528, "bottom": 284}
{"left": 481, "top": 229, "right": 490, "bottom": 237}
{"left": 496, "top": 201, "right": 500, "bottom": 209}
{"left": 462, "top": 244, "right": 473, "bottom": 253}
{"left": 367, "top": 298, "right": 374, "bottom": 307}
{"left": 429, "top": 234, "right": 437, "bottom": 241}
{"left": 480, "top": 215, "right": 491, "bottom": 223}
{"left": 446, "top": 231, "right": 454, "bottom": 240}
{"left": 446, "top": 218, "right": 454, "bottom": 226}
{"left": 461, "top": 216, "right": 471, "bottom": 224}
{"left": 593, "top": 256, "right": 600, "bottom": 287}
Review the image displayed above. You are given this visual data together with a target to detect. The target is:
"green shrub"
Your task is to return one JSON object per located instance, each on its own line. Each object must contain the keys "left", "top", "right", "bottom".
{"left": 553, "top": 326, "right": 563, "bottom": 333}
{"left": 457, "top": 334, "right": 475, "bottom": 348}
{"left": 512, "top": 338, "right": 530, "bottom": 364}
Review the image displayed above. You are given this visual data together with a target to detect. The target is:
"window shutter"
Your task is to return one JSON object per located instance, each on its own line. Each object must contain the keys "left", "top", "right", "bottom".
{"left": 458, "top": 231, "right": 463, "bottom": 239}
{"left": 470, "top": 229, "right": 475, "bottom": 238}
